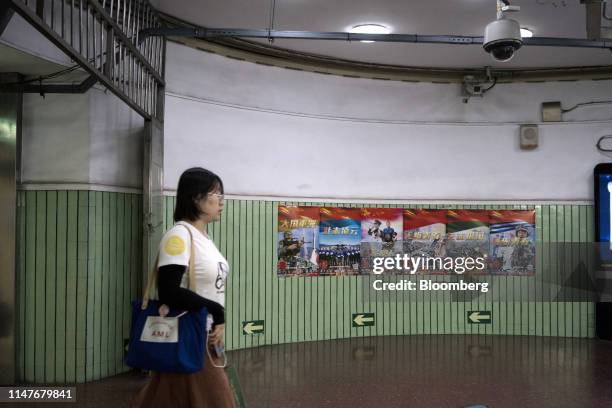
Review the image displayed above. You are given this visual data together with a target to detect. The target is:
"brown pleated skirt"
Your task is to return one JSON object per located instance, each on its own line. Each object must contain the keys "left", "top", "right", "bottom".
{"left": 129, "top": 345, "right": 236, "bottom": 408}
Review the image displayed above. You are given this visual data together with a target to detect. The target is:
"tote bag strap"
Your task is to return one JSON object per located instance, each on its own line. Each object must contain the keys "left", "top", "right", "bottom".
{"left": 141, "top": 223, "right": 196, "bottom": 310}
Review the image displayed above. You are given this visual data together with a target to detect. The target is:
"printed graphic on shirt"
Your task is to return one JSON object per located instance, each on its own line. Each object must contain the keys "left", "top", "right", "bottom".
{"left": 164, "top": 235, "right": 186, "bottom": 256}
{"left": 158, "top": 226, "right": 191, "bottom": 267}
{"left": 216, "top": 262, "right": 228, "bottom": 291}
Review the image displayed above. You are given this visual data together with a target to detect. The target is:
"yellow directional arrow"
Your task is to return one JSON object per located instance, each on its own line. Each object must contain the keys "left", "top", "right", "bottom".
{"left": 353, "top": 314, "right": 374, "bottom": 326}
{"left": 467, "top": 311, "right": 491, "bottom": 324}
{"left": 243, "top": 321, "right": 264, "bottom": 334}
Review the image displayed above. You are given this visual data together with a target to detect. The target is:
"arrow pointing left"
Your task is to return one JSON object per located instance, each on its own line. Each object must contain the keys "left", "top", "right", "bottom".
{"left": 242, "top": 320, "right": 265, "bottom": 335}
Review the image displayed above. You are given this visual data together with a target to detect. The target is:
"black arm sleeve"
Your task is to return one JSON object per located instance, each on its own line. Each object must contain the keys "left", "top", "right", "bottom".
{"left": 157, "top": 264, "right": 225, "bottom": 326}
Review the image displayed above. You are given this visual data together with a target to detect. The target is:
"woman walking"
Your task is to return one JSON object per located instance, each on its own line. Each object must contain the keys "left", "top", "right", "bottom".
{"left": 131, "top": 167, "right": 235, "bottom": 408}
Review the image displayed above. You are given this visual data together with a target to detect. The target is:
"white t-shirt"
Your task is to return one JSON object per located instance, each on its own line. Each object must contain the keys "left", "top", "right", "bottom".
{"left": 158, "top": 221, "right": 229, "bottom": 329}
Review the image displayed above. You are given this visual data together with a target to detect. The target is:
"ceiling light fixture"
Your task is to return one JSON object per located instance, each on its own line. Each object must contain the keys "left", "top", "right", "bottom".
{"left": 520, "top": 28, "right": 533, "bottom": 38}
{"left": 349, "top": 24, "right": 390, "bottom": 43}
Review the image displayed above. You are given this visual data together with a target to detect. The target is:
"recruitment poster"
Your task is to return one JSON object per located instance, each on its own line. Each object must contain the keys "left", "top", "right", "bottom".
{"left": 318, "top": 207, "right": 361, "bottom": 276}
{"left": 276, "top": 206, "right": 537, "bottom": 277}
{"left": 403, "top": 209, "right": 447, "bottom": 274}
{"left": 277, "top": 206, "right": 320, "bottom": 276}
{"left": 489, "top": 210, "right": 536, "bottom": 275}
{"left": 360, "top": 208, "right": 403, "bottom": 274}
{"left": 446, "top": 210, "right": 490, "bottom": 275}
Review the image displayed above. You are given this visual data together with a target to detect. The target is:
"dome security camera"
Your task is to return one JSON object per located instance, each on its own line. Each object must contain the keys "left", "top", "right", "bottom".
{"left": 483, "top": 18, "right": 523, "bottom": 62}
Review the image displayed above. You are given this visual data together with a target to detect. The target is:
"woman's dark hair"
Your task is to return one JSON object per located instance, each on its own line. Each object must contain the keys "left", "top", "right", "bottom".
{"left": 174, "top": 167, "right": 224, "bottom": 222}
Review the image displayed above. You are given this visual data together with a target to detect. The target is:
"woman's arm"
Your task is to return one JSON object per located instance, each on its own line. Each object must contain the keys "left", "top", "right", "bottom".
{"left": 157, "top": 264, "right": 225, "bottom": 326}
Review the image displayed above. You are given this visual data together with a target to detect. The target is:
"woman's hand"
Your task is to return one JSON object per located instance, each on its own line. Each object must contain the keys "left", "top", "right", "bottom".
{"left": 209, "top": 323, "right": 225, "bottom": 348}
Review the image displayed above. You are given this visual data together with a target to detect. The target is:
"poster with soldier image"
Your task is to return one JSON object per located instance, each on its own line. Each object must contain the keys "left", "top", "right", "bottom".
{"left": 403, "top": 209, "right": 447, "bottom": 274}
{"left": 446, "top": 210, "right": 490, "bottom": 275}
{"left": 277, "top": 206, "right": 320, "bottom": 277}
{"left": 488, "top": 210, "right": 536, "bottom": 275}
{"left": 318, "top": 207, "right": 361, "bottom": 276}
{"left": 360, "top": 208, "right": 403, "bottom": 274}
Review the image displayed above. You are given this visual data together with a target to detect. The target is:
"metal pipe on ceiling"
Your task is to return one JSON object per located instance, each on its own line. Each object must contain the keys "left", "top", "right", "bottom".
{"left": 138, "top": 27, "right": 612, "bottom": 50}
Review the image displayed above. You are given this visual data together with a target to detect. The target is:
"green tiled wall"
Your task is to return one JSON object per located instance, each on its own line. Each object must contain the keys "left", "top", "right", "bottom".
{"left": 17, "top": 191, "right": 142, "bottom": 383}
{"left": 16, "top": 191, "right": 595, "bottom": 383}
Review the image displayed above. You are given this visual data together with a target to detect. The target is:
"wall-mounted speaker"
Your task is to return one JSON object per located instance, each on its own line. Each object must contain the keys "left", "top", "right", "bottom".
{"left": 519, "top": 124, "right": 538, "bottom": 150}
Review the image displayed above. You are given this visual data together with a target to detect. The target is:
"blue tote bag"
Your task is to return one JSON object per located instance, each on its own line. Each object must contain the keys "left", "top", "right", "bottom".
{"left": 125, "top": 225, "right": 208, "bottom": 373}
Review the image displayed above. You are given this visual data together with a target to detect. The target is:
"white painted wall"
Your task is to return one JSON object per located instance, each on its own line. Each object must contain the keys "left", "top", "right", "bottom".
{"left": 89, "top": 90, "right": 143, "bottom": 188}
{"left": 163, "top": 42, "right": 612, "bottom": 201}
{"left": 21, "top": 93, "right": 90, "bottom": 184}
{"left": 165, "top": 42, "right": 612, "bottom": 124}
{"left": 12, "top": 35, "right": 612, "bottom": 199}
{"left": 21, "top": 88, "right": 144, "bottom": 189}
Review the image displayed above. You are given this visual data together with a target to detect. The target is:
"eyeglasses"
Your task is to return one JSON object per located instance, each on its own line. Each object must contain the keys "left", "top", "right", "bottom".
{"left": 208, "top": 192, "right": 225, "bottom": 203}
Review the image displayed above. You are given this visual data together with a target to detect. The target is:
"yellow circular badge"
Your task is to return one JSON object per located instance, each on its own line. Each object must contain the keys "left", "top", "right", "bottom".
{"left": 164, "top": 235, "right": 185, "bottom": 256}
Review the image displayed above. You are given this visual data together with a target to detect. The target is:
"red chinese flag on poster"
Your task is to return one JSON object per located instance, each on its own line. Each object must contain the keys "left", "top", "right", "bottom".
{"left": 489, "top": 210, "right": 535, "bottom": 225}
{"left": 319, "top": 207, "right": 361, "bottom": 222}
{"left": 446, "top": 209, "right": 489, "bottom": 228}
{"left": 360, "top": 208, "right": 403, "bottom": 242}
{"left": 403, "top": 209, "right": 447, "bottom": 240}
{"left": 278, "top": 206, "right": 320, "bottom": 232}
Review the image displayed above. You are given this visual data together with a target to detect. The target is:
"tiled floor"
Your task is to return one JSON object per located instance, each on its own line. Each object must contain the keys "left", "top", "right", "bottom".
{"left": 229, "top": 335, "right": 612, "bottom": 408}
{"left": 7, "top": 335, "right": 612, "bottom": 407}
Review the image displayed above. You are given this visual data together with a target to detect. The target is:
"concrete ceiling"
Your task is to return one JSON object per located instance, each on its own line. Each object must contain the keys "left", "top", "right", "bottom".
{"left": 0, "top": 14, "right": 87, "bottom": 82}
{"left": 150, "top": 0, "right": 612, "bottom": 69}
{"left": 0, "top": 43, "right": 68, "bottom": 76}
{"left": 0, "top": 43, "right": 89, "bottom": 84}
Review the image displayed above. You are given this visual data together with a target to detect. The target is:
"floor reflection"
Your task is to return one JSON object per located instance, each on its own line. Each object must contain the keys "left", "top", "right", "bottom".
{"left": 17, "top": 335, "right": 611, "bottom": 408}
{"left": 231, "top": 335, "right": 612, "bottom": 408}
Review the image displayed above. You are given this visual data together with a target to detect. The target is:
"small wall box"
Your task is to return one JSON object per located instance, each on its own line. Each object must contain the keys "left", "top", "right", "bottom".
{"left": 519, "top": 124, "right": 538, "bottom": 150}
{"left": 542, "top": 101, "right": 562, "bottom": 122}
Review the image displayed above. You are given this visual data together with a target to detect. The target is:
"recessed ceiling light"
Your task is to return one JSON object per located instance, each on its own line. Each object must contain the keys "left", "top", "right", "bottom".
{"left": 520, "top": 28, "right": 533, "bottom": 38}
{"left": 349, "top": 24, "right": 390, "bottom": 43}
